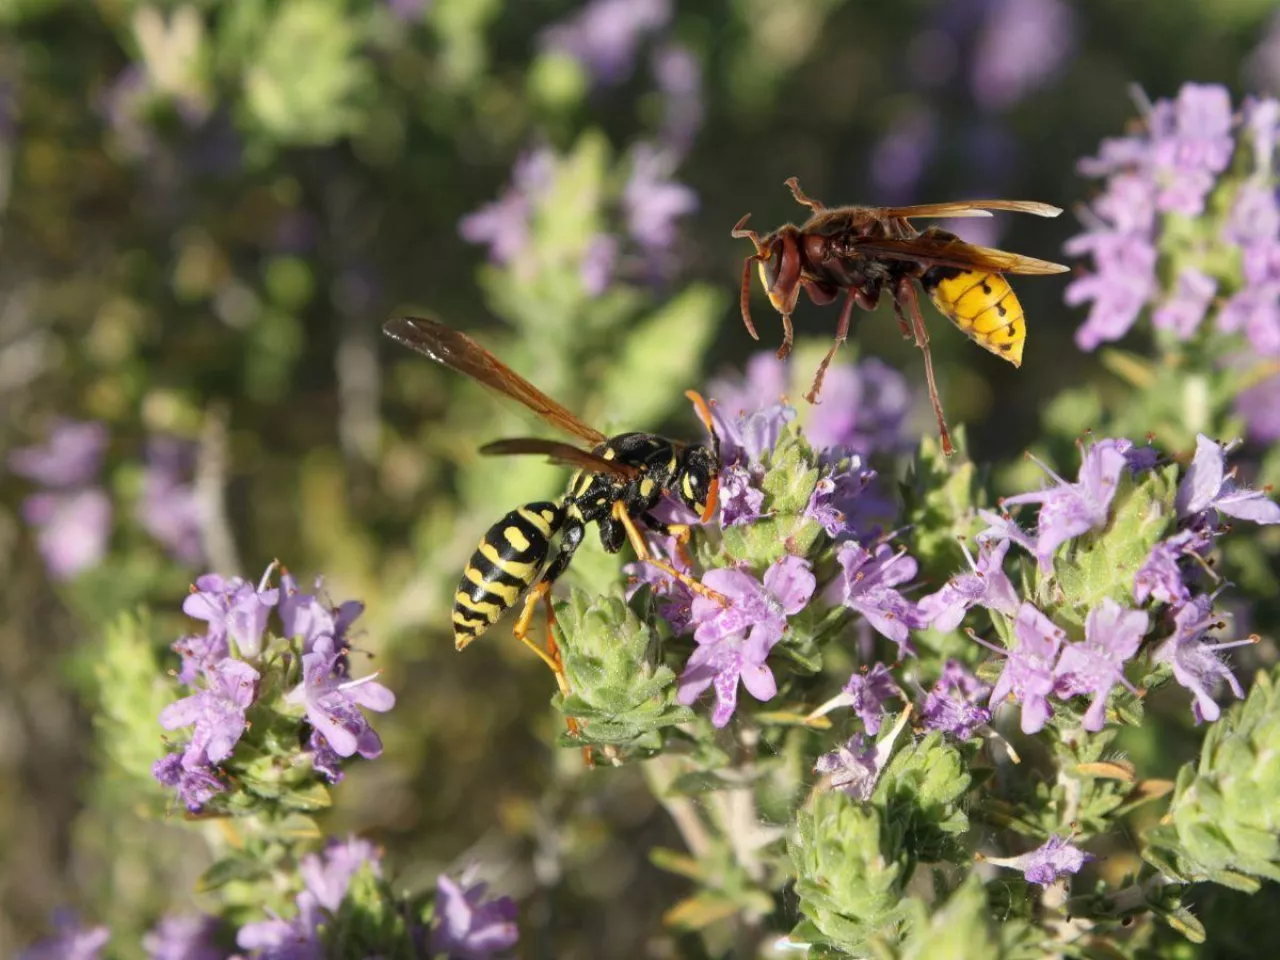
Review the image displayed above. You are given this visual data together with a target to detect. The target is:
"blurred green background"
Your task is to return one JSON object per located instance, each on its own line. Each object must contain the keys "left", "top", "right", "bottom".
{"left": 1, "top": 0, "right": 1277, "bottom": 956}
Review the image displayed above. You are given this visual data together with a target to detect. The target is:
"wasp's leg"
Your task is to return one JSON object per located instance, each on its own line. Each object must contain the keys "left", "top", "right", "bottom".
{"left": 639, "top": 514, "right": 694, "bottom": 568}
{"left": 615, "top": 502, "right": 728, "bottom": 606}
{"left": 785, "top": 176, "right": 826, "bottom": 213}
{"left": 893, "top": 276, "right": 954, "bottom": 456}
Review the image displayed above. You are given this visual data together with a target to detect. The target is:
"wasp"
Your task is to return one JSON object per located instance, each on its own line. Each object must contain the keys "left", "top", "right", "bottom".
{"left": 382, "top": 316, "right": 724, "bottom": 730}
{"left": 732, "top": 177, "right": 1070, "bottom": 455}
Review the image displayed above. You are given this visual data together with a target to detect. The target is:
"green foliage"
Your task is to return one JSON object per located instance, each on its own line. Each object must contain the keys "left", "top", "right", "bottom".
{"left": 876, "top": 732, "right": 972, "bottom": 864}
{"left": 901, "top": 431, "right": 985, "bottom": 580}
{"left": 721, "top": 424, "right": 824, "bottom": 567}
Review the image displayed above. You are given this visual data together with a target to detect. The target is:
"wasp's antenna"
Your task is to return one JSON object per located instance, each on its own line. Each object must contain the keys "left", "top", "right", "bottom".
{"left": 685, "top": 390, "right": 718, "bottom": 459}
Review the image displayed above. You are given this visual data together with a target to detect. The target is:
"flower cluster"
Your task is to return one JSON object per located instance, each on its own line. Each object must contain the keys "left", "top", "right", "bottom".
{"left": 153, "top": 565, "right": 394, "bottom": 812}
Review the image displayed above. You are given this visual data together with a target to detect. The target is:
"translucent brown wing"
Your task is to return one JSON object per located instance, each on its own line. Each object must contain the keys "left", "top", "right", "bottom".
{"left": 844, "top": 236, "right": 1070, "bottom": 276}
{"left": 383, "top": 316, "right": 607, "bottom": 446}
{"left": 872, "top": 200, "right": 1063, "bottom": 220}
{"left": 479, "top": 438, "right": 640, "bottom": 479}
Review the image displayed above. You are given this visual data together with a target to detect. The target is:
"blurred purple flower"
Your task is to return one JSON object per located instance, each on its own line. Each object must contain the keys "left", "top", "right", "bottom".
{"left": 803, "top": 358, "right": 912, "bottom": 456}
{"left": 712, "top": 401, "right": 795, "bottom": 467}
{"left": 236, "top": 893, "right": 323, "bottom": 960}
{"left": 988, "top": 835, "right": 1094, "bottom": 887}
{"left": 1064, "top": 208, "right": 1159, "bottom": 350}
{"left": 18, "top": 911, "right": 110, "bottom": 960}
{"left": 1223, "top": 181, "right": 1280, "bottom": 247}
{"left": 300, "top": 835, "right": 382, "bottom": 912}
{"left": 1152, "top": 267, "right": 1216, "bottom": 339}
{"left": 540, "top": 0, "right": 671, "bottom": 87}
{"left": 143, "top": 913, "right": 223, "bottom": 960}
{"left": 137, "top": 436, "right": 203, "bottom": 565}
{"left": 387, "top": 0, "right": 431, "bottom": 22}
{"left": 978, "top": 601, "right": 1066, "bottom": 734}
{"left": 1237, "top": 373, "right": 1280, "bottom": 443}
{"left": 1219, "top": 241, "right": 1280, "bottom": 355}
{"left": 825, "top": 541, "right": 921, "bottom": 652}
{"left": 1176, "top": 434, "right": 1280, "bottom": 524}
{"left": 431, "top": 871, "right": 520, "bottom": 959}
{"left": 918, "top": 538, "right": 1018, "bottom": 632}
{"left": 970, "top": 0, "right": 1076, "bottom": 111}
{"left": 677, "top": 557, "right": 815, "bottom": 727}
{"left": 921, "top": 660, "right": 992, "bottom": 739}
{"left": 1244, "top": 96, "right": 1280, "bottom": 173}
{"left": 160, "top": 658, "right": 259, "bottom": 769}
{"left": 1053, "top": 598, "right": 1147, "bottom": 732}
{"left": 287, "top": 636, "right": 395, "bottom": 760}
{"left": 579, "top": 232, "right": 619, "bottom": 296}
{"left": 709, "top": 352, "right": 789, "bottom": 419}
{"left": 1150, "top": 84, "right": 1234, "bottom": 216}
{"left": 1002, "top": 439, "right": 1129, "bottom": 572}
{"left": 19, "top": 489, "right": 112, "bottom": 580}
{"left": 9, "top": 419, "right": 108, "bottom": 486}
{"left": 624, "top": 143, "right": 697, "bottom": 255}
{"left": 870, "top": 108, "right": 938, "bottom": 204}
{"left": 1153, "top": 595, "right": 1250, "bottom": 724}
{"left": 652, "top": 42, "right": 704, "bottom": 156}
{"left": 152, "top": 752, "right": 224, "bottom": 812}
{"left": 459, "top": 147, "right": 556, "bottom": 266}
{"left": 814, "top": 708, "right": 911, "bottom": 800}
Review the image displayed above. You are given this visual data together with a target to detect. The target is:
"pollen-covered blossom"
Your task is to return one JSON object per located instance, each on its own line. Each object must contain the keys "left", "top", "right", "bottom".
{"left": 803, "top": 454, "right": 881, "bottom": 540}
{"left": 814, "top": 708, "right": 912, "bottom": 801}
{"left": 677, "top": 556, "right": 815, "bottom": 727}
{"left": 979, "top": 602, "right": 1066, "bottom": 734}
{"left": 1132, "top": 528, "right": 1208, "bottom": 609}
{"left": 142, "top": 913, "right": 223, "bottom": 960}
{"left": 1175, "top": 434, "right": 1280, "bottom": 525}
{"left": 825, "top": 541, "right": 921, "bottom": 652}
{"left": 920, "top": 660, "right": 992, "bottom": 739}
{"left": 1002, "top": 439, "right": 1129, "bottom": 572}
{"left": 287, "top": 636, "right": 396, "bottom": 762}
{"left": 918, "top": 539, "right": 1018, "bottom": 631}
{"left": 159, "top": 658, "right": 259, "bottom": 768}
{"left": 1054, "top": 598, "right": 1147, "bottom": 732}
{"left": 985, "top": 835, "right": 1094, "bottom": 887}
{"left": 1153, "top": 595, "right": 1251, "bottom": 724}
{"left": 539, "top": 0, "right": 671, "bottom": 87}
{"left": 17, "top": 911, "right": 110, "bottom": 960}
{"left": 431, "top": 871, "right": 520, "bottom": 959}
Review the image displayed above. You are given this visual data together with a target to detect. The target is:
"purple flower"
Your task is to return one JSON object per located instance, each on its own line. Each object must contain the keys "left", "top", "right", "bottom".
{"left": 278, "top": 572, "right": 364, "bottom": 654}
{"left": 708, "top": 352, "right": 789, "bottom": 420}
{"left": 137, "top": 436, "right": 203, "bottom": 565}
{"left": 814, "top": 708, "right": 912, "bottom": 800}
{"left": 979, "top": 602, "right": 1066, "bottom": 734}
{"left": 719, "top": 466, "right": 768, "bottom": 527}
{"left": 802, "top": 358, "right": 912, "bottom": 456}
{"left": 1150, "top": 84, "right": 1235, "bottom": 216}
{"left": 824, "top": 541, "right": 920, "bottom": 652}
{"left": 1002, "top": 439, "right": 1129, "bottom": 572}
{"left": 712, "top": 401, "right": 795, "bottom": 468}
{"left": 1237, "top": 373, "right": 1280, "bottom": 443}
{"left": 1153, "top": 596, "right": 1250, "bottom": 724}
{"left": 299, "top": 835, "right": 382, "bottom": 912}
{"left": 1152, "top": 267, "right": 1216, "bottom": 339}
{"left": 1132, "top": 527, "right": 1209, "bottom": 608}
{"left": 803, "top": 458, "right": 878, "bottom": 539}
{"left": 306, "top": 729, "right": 345, "bottom": 783}
{"left": 1053, "top": 598, "right": 1147, "bottom": 732}
{"left": 1176, "top": 434, "right": 1280, "bottom": 525}
{"left": 676, "top": 557, "right": 815, "bottom": 727}
{"left": 970, "top": 0, "right": 1076, "bottom": 111}
{"left": 870, "top": 108, "right": 937, "bottom": 203}
{"left": 171, "top": 631, "right": 229, "bottom": 687}
{"left": 624, "top": 535, "right": 694, "bottom": 633}
{"left": 142, "top": 914, "right": 223, "bottom": 960}
{"left": 1223, "top": 181, "right": 1280, "bottom": 247}
{"left": 623, "top": 143, "right": 697, "bottom": 255}
{"left": 286, "top": 636, "right": 395, "bottom": 759}
{"left": 18, "top": 911, "right": 110, "bottom": 960}
{"left": 988, "top": 835, "right": 1094, "bottom": 887}
{"left": 540, "top": 0, "right": 671, "bottom": 87}
{"left": 918, "top": 539, "right": 1018, "bottom": 632}
{"left": 921, "top": 660, "right": 992, "bottom": 739}
{"left": 182, "top": 566, "right": 280, "bottom": 658}
{"left": 431, "top": 871, "right": 520, "bottom": 959}
{"left": 236, "top": 893, "right": 323, "bottom": 960}
{"left": 1244, "top": 96, "right": 1280, "bottom": 173}
{"left": 19, "top": 489, "right": 112, "bottom": 580}
{"left": 8, "top": 419, "right": 108, "bottom": 487}
{"left": 159, "top": 658, "right": 259, "bottom": 768}
{"left": 152, "top": 752, "right": 224, "bottom": 812}
{"left": 579, "top": 232, "right": 618, "bottom": 296}
{"left": 976, "top": 507, "right": 1037, "bottom": 556}
{"left": 459, "top": 148, "right": 555, "bottom": 266}
{"left": 809, "top": 662, "right": 902, "bottom": 734}
{"left": 651, "top": 42, "right": 703, "bottom": 156}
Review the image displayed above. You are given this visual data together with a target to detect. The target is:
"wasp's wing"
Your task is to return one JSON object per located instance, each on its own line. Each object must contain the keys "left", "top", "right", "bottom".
{"left": 480, "top": 438, "right": 640, "bottom": 479}
{"left": 873, "top": 200, "right": 1063, "bottom": 220}
{"left": 383, "top": 316, "right": 608, "bottom": 446}
{"left": 846, "top": 236, "right": 1070, "bottom": 276}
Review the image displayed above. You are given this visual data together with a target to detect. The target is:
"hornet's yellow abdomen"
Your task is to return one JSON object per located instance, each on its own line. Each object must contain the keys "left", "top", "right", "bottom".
{"left": 922, "top": 267, "right": 1026, "bottom": 367}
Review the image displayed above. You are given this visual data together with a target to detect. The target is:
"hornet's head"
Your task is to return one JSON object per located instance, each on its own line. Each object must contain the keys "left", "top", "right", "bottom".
{"left": 732, "top": 217, "right": 803, "bottom": 319}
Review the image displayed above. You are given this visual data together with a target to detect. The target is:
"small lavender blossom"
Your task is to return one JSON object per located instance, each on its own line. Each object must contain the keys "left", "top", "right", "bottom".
{"left": 287, "top": 636, "right": 395, "bottom": 759}
{"left": 1152, "top": 267, "right": 1216, "bottom": 338}
{"left": 18, "top": 911, "right": 110, "bottom": 960}
{"left": 623, "top": 535, "right": 694, "bottom": 633}
{"left": 1153, "top": 596, "right": 1250, "bottom": 724}
{"left": 1054, "top": 598, "right": 1147, "bottom": 732}
{"left": 677, "top": 557, "right": 815, "bottom": 727}
{"left": 137, "top": 436, "right": 203, "bottom": 564}
{"left": 539, "top": 0, "right": 671, "bottom": 87}
{"left": 719, "top": 466, "right": 768, "bottom": 527}
{"left": 1218, "top": 242, "right": 1280, "bottom": 355}
{"left": 236, "top": 893, "right": 323, "bottom": 960}
{"left": 152, "top": 752, "right": 224, "bottom": 811}
{"left": 579, "top": 232, "right": 619, "bottom": 296}
{"left": 1175, "top": 434, "right": 1280, "bottom": 524}
{"left": 159, "top": 658, "right": 259, "bottom": 768}
{"left": 814, "top": 707, "right": 912, "bottom": 800}
{"left": 824, "top": 541, "right": 920, "bottom": 652}
{"left": 651, "top": 42, "right": 703, "bottom": 156}
{"left": 1002, "top": 439, "right": 1129, "bottom": 572}
{"left": 459, "top": 148, "right": 555, "bottom": 266}
{"left": 142, "top": 914, "right": 223, "bottom": 960}
{"left": 708, "top": 352, "right": 788, "bottom": 419}
{"left": 918, "top": 539, "right": 1018, "bottom": 632}
{"left": 307, "top": 729, "right": 346, "bottom": 783}
{"left": 299, "top": 835, "right": 382, "bottom": 912}
{"left": 921, "top": 660, "right": 992, "bottom": 739}
{"left": 712, "top": 401, "right": 796, "bottom": 468}
{"left": 970, "top": 0, "right": 1076, "bottom": 111}
{"left": 801, "top": 358, "right": 911, "bottom": 456}
{"left": 182, "top": 566, "right": 280, "bottom": 658}
{"left": 975, "top": 507, "right": 1037, "bottom": 556}
{"left": 979, "top": 602, "right": 1066, "bottom": 734}
{"left": 278, "top": 572, "right": 364, "bottom": 654}
{"left": 808, "top": 662, "right": 901, "bottom": 734}
{"left": 19, "top": 489, "right": 113, "bottom": 580}
{"left": 1150, "top": 84, "right": 1235, "bottom": 216}
{"left": 986, "top": 835, "right": 1094, "bottom": 887}
{"left": 803, "top": 458, "right": 878, "bottom": 539}
{"left": 1237, "top": 373, "right": 1280, "bottom": 443}
{"left": 1132, "top": 528, "right": 1208, "bottom": 608}
{"left": 431, "top": 872, "right": 520, "bottom": 959}
{"left": 9, "top": 419, "right": 108, "bottom": 486}
{"left": 1222, "top": 180, "right": 1280, "bottom": 248}
{"left": 623, "top": 143, "right": 697, "bottom": 255}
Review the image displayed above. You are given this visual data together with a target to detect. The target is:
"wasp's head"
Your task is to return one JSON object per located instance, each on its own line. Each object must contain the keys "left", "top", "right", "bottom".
{"left": 757, "top": 227, "right": 803, "bottom": 316}
{"left": 676, "top": 444, "right": 720, "bottom": 523}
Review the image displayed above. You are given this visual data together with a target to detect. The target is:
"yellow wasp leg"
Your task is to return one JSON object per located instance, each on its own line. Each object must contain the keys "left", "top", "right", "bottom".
{"left": 512, "top": 583, "right": 587, "bottom": 754}
{"left": 614, "top": 502, "right": 729, "bottom": 607}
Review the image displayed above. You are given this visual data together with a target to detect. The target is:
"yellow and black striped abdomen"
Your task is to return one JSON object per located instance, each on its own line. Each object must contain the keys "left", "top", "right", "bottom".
{"left": 922, "top": 267, "right": 1026, "bottom": 367}
{"left": 452, "top": 502, "right": 563, "bottom": 650}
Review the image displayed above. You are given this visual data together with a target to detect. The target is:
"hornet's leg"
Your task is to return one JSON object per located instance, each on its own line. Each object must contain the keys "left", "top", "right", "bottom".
{"left": 777, "top": 313, "right": 795, "bottom": 360}
{"left": 785, "top": 176, "right": 826, "bottom": 213}
{"left": 805, "top": 285, "right": 875, "bottom": 404}
{"left": 614, "top": 502, "right": 729, "bottom": 606}
{"left": 893, "top": 276, "right": 954, "bottom": 457}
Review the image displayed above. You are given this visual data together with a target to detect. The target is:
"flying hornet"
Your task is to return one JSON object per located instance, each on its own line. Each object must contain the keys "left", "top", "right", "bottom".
{"left": 382, "top": 316, "right": 724, "bottom": 732}
{"left": 732, "top": 177, "right": 1070, "bottom": 455}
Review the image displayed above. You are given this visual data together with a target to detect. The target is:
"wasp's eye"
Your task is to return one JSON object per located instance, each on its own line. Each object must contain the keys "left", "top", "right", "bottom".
{"left": 759, "top": 239, "right": 783, "bottom": 289}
